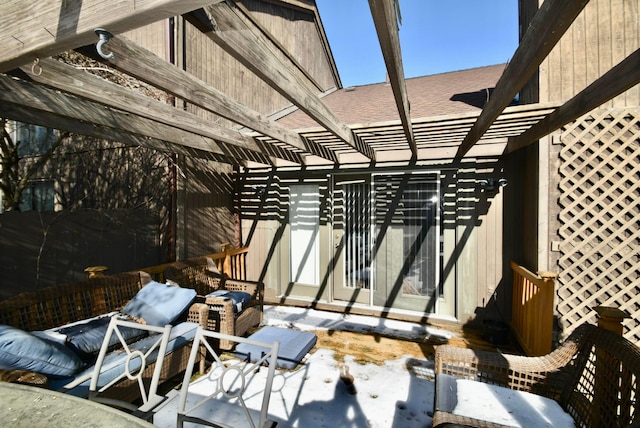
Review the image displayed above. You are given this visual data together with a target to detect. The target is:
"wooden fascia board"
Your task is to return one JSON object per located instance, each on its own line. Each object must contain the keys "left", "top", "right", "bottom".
{"left": 185, "top": 2, "right": 373, "bottom": 159}
{"left": 13, "top": 57, "right": 277, "bottom": 164}
{"left": 506, "top": 48, "right": 640, "bottom": 153}
{"left": 0, "top": 73, "right": 235, "bottom": 157}
{"left": 368, "top": 0, "right": 416, "bottom": 157}
{"left": 455, "top": 0, "right": 590, "bottom": 159}
{"left": 77, "top": 36, "right": 334, "bottom": 163}
{"left": 0, "top": 0, "right": 222, "bottom": 74}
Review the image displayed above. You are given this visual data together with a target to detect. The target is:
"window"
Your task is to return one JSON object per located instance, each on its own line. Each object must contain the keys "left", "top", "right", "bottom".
{"left": 289, "top": 184, "right": 320, "bottom": 286}
{"left": 20, "top": 181, "right": 55, "bottom": 212}
{"left": 374, "top": 173, "right": 440, "bottom": 297}
{"left": 14, "top": 123, "right": 56, "bottom": 157}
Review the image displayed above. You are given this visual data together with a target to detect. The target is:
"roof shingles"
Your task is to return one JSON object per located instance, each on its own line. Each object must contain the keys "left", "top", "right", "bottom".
{"left": 276, "top": 64, "right": 507, "bottom": 129}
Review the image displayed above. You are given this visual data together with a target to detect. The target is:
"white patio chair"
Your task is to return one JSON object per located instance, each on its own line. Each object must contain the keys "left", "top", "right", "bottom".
{"left": 177, "top": 327, "right": 280, "bottom": 428}
{"left": 88, "top": 317, "right": 172, "bottom": 421}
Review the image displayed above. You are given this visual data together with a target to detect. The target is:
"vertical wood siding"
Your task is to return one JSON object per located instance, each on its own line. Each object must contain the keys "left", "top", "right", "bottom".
{"left": 538, "top": 0, "right": 640, "bottom": 106}
{"left": 183, "top": 0, "right": 339, "bottom": 126}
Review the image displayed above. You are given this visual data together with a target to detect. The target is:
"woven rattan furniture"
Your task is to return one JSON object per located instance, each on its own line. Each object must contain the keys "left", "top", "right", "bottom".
{"left": 0, "top": 271, "right": 209, "bottom": 402}
{"left": 163, "top": 258, "right": 264, "bottom": 350}
{"left": 433, "top": 323, "right": 640, "bottom": 427}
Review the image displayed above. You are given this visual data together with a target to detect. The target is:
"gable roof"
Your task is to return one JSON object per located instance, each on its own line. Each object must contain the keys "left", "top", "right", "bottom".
{"left": 276, "top": 64, "right": 507, "bottom": 129}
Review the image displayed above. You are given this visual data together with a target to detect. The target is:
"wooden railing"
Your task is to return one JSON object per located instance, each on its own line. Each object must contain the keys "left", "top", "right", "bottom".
{"left": 138, "top": 245, "right": 250, "bottom": 283}
{"left": 510, "top": 261, "right": 557, "bottom": 356}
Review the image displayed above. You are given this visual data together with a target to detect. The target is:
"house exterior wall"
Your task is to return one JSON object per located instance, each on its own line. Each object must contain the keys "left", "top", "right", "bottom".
{"left": 125, "top": 1, "right": 340, "bottom": 260}
{"left": 240, "top": 163, "right": 511, "bottom": 325}
{"left": 520, "top": 0, "right": 640, "bottom": 341}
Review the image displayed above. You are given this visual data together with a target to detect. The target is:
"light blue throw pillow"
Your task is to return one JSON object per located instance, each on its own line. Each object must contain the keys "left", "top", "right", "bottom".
{"left": 0, "top": 324, "right": 84, "bottom": 377}
{"left": 122, "top": 281, "right": 196, "bottom": 326}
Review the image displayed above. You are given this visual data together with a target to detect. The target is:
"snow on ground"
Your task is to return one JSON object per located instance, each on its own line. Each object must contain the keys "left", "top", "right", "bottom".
{"left": 153, "top": 306, "right": 438, "bottom": 428}
{"left": 153, "top": 306, "right": 575, "bottom": 427}
{"left": 261, "top": 305, "right": 455, "bottom": 342}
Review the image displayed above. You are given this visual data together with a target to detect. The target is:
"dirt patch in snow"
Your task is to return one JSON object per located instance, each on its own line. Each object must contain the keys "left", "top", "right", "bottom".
{"left": 313, "top": 325, "right": 511, "bottom": 365}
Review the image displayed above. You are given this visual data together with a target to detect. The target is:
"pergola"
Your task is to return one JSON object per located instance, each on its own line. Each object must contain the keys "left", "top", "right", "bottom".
{"left": 0, "top": 0, "right": 638, "bottom": 168}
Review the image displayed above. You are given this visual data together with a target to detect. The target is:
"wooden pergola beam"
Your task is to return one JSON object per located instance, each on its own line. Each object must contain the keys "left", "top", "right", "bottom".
{"left": 185, "top": 2, "right": 374, "bottom": 159}
{"left": 0, "top": 102, "right": 227, "bottom": 161}
{"left": 455, "top": 0, "right": 590, "bottom": 159}
{"left": 77, "top": 36, "right": 336, "bottom": 163}
{"left": 368, "top": 0, "right": 416, "bottom": 157}
{"left": 0, "top": 73, "right": 239, "bottom": 158}
{"left": 0, "top": 0, "right": 221, "bottom": 74}
{"left": 506, "top": 48, "right": 640, "bottom": 154}
{"left": 14, "top": 57, "right": 278, "bottom": 165}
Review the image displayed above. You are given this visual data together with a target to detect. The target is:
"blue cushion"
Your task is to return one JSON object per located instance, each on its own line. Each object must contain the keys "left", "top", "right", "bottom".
{"left": 59, "top": 322, "right": 200, "bottom": 397}
{"left": 57, "top": 316, "right": 148, "bottom": 361}
{"left": 0, "top": 324, "right": 84, "bottom": 377}
{"left": 236, "top": 326, "right": 317, "bottom": 369}
{"left": 206, "top": 290, "right": 251, "bottom": 313}
{"left": 122, "top": 281, "right": 196, "bottom": 326}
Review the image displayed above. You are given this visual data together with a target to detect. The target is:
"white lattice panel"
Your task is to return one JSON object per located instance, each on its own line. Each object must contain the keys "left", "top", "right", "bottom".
{"left": 557, "top": 108, "right": 640, "bottom": 342}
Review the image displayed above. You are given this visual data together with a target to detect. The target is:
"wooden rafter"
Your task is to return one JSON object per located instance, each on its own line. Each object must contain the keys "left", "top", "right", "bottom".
{"left": 455, "top": 0, "right": 590, "bottom": 159}
{"left": 506, "top": 48, "right": 640, "bottom": 154}
{"left": 0, "top": 0, "right": 222, "bottom": 74}
{"left": 368, "top": 0, "right": 416, "bottom": 157}
{"left": 77, "top": 36, "right": 336, "bottom": 163}
{"left": 0, "top": 101, "right": 227, "bottom": 162}
{"left": 185, "top": 1, "right": 375, "bottom": 160}
{"left": 0, "top": 73, "right": 238, "bottom": 158}
{"left": 12, "top": 57, "right": 279, "bottom": 165}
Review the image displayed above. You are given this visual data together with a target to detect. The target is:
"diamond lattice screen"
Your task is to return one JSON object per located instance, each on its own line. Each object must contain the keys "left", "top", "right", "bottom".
{"left": 557, "top": 108, "right": 640, "bottom": 342}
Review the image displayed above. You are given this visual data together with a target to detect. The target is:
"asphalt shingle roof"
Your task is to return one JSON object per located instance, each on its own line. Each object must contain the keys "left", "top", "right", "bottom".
{"left": 276, "top": 64, "right": 507, "bottom": 129}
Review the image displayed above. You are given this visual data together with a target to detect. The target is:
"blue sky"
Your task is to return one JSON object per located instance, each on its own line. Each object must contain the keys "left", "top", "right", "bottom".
{"left": 316, "top": 0, "right": 519, "bottom": 87}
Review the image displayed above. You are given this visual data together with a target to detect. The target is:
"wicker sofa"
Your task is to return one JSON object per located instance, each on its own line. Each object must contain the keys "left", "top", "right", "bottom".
{"left": 161, "top": 257, "right": 264, "bottom": 350}
{"left": 0, "top": 271, "right": 209, "bottom": 402}
{"left": 433, "top": 323, "right": 640, "bottom": 427}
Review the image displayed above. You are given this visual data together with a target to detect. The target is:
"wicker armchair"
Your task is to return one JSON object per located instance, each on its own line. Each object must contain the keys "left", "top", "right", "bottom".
{"left": 433, "top": 323, "right": 640, "bottom": 427}
{"left": 163, "top": 258, "right": 264, "bottom": 350}
{"left": 0, "top": 272, "right": 208, "bottom": 402}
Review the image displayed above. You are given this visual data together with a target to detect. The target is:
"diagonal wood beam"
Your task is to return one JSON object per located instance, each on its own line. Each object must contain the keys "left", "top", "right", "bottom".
{"left": 506, "top": 48, "right": 640, "bottom": 154}
{"left": 0, "top": 73, "right": 237, "bottom": 158}
{"left": 0, "top": 0, "right": 222, "bottom": 74}
{"left": 0, "top": 102, "right": 228, "bottom": 162}
{"left": 233, "top": 1, "right": 323, "bottom": 92}
{"left": 455, "top": 0, "right": 590, "bottom": 159}
{"left": 185, "top": 2, "right": 374, "bottom": 159}
{"left": 368, "top": 0, "right": 416, "bottom": 157}
{"left": 13, "top": 57, "right": 280, "bottom": 164}
{"left": 77, "top": 36, "right": 337, "bottom": 163}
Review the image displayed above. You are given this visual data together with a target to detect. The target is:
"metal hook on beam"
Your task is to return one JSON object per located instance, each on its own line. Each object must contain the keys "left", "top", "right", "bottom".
{"left": 95, "top": 28, "right": 114, "bottom": 60}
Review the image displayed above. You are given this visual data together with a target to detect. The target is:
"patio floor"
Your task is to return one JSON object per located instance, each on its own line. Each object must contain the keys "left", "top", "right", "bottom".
{"left": 152, "top": 306, "right": 518, "bottom": 428}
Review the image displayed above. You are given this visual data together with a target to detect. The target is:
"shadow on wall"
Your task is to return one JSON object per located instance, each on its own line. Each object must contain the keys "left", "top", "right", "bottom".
{"left": 241, "top": 165, "right": 517, "bottom": 325}
{"left": 0, "top": 209, "right": 164, "bottom": 299}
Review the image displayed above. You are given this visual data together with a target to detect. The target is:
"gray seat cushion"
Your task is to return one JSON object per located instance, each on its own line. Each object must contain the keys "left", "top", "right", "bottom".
{"left": 236, "top": 326, "right": 317, "bottom": 370}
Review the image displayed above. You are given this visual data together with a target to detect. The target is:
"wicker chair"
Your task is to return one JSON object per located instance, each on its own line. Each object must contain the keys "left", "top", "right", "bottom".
{"left": 163, "top": 258, "right": 264, "bottom": 350}
{"left": 432, "top": 323, "right": 640, "bottom": 427}
{"left": 0, "top": 272, "right": 208, "bottom": 402}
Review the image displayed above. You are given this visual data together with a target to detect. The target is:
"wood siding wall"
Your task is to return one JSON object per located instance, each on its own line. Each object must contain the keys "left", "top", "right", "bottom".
{"left": 183, "top": 0, "right": 339, "bottom": 126}
{"left": 240, "top": 164, "right": 513, "bottom": 324}
{"left": 115, "top": 1, "right": 339, "bottom": 262}
{"left": 123, "top": 20, "right": 169, "bottom": 60}
{"left": 520, "top": 0, "right": 640, "bottom": 106}
{"left": 518, "top": 0, "right": 640, "bottom": 340}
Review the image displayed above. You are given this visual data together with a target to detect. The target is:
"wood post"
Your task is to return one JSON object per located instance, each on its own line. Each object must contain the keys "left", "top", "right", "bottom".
{"left": 593, "top": 305, "right": 630, "bottom": 424}
{"left": 594, "top": 306, "right": 630, "bottom": 336}
{"left": 84, "top": 265, "right": 108, "bottom": 278}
